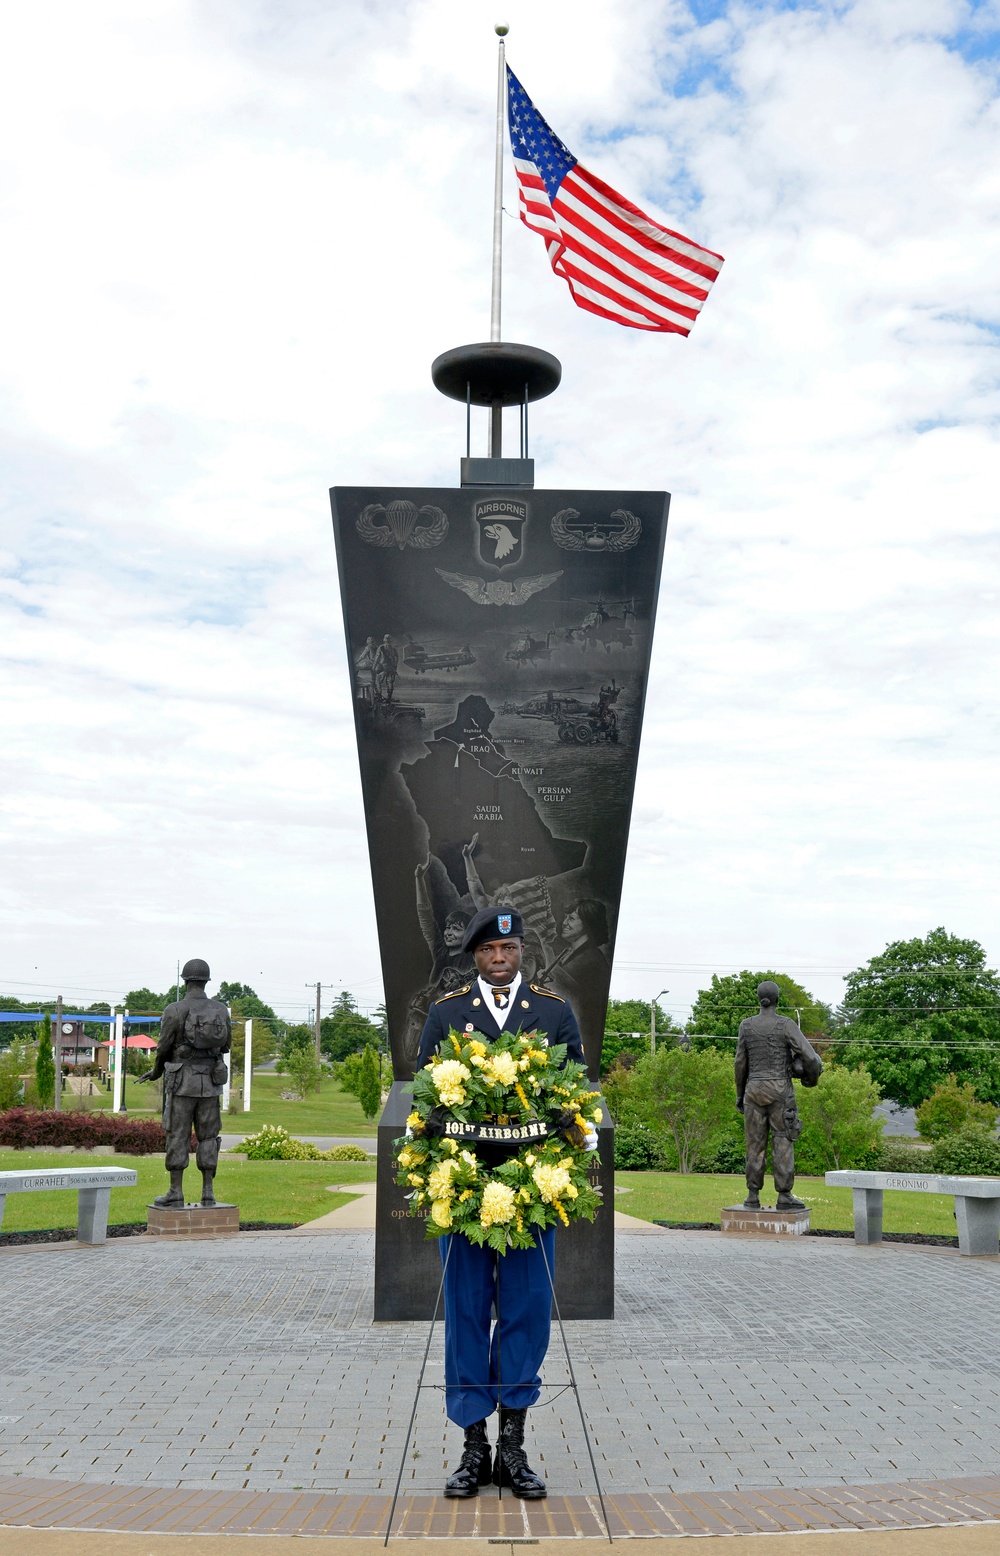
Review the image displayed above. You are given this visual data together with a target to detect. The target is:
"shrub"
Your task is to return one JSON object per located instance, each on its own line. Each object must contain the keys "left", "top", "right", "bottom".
{"left": 233, "top": 1124, "right": 372, "bottom": 1163}
{"left": 338, "top": 1046, "right": 383, "bottom": 1119}
{"left": 235, "top": 1124, "right": 300, "bottom": 1160}
{"left": 915, "top": 1075, "right": 998, "bottom": 1141}
{"left": 614, "top": 1125, "right": 674, "bottom": 1171}
{"left": 929, "top": 1125, "right": 1000, "bottom": 1177}
{"left": 876, "top": 1138, "right": 931, "bottom": 1173}
{"left": 712, "top": 1137, "right": 747, "bottom": 1174}
{"left": 0, "top": 1042, "right": 30, "bottom": 1111}
{"left": 0, "top": 1108, "right": 171, "bottom": 1154}
{"left": 794, "top": 1064, "right": 883, "bottom": 1172}
{"left": 623, "top": 1045, "right": 735, "bottom": 1173}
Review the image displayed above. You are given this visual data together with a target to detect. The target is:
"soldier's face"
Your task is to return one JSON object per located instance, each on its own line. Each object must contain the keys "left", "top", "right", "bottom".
{"left": 474, "top": 938, "right": 523, "bottom": 985}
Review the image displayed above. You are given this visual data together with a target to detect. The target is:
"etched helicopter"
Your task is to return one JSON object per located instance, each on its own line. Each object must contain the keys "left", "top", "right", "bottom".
{"left": 505, "top": 629, "right": 562, "bottom": 667}
{"left": 501, "top": 682, "right": 622, "bottom": 745}
{"left": 567, "top": 595, "right": 636, "bottom": 653}
{"left": 402, "top": 639, "right": 476, "bottom": 674}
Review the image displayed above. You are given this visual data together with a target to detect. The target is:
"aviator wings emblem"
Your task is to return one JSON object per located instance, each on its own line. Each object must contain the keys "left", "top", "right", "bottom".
{"left": 435, "top": 569, "right": 563, "bottom": 607}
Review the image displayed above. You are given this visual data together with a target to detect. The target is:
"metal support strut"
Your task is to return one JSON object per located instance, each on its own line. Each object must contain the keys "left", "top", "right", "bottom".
{"left": 383, "top": 1234, "right": 612, "bottom": 1543}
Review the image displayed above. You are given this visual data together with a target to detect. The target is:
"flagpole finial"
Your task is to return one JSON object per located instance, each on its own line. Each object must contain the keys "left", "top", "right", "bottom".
{"left": 495, "top": 22, "right": 509, "bottom": 35}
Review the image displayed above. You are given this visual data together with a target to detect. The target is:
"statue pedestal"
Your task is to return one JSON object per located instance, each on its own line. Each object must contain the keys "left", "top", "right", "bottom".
{"left": 721, "top": 1204, "right": 810, "bottom": 1238}
{"left": 147, "top": 1203, "right": 239, "bottom": 1238}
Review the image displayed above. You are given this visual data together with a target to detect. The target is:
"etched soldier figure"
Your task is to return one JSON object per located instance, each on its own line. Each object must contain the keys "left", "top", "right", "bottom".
{"left": 735, "top": 980, "right": 822, "bottom": 1211}
{"left": 372, "top": 634, "right": 399, "bottom": 704}
{"left": 139, "top": 958, "right": 231, "bottom": 1208}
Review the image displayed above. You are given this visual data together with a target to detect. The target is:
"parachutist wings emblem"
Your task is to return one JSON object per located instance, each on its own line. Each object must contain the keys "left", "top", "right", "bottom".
{"left": 551, "top": 507, "right": 641, "bottom": 552}
{"left": 435, "top": 569, "right": 563, "bottom": 607}
{"left": 356, "top": 501, "right": 449, "bottom": 550}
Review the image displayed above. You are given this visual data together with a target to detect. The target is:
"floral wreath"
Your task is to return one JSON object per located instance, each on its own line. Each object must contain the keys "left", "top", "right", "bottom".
{"left": 395, "top": 1027, "right": 603, "bottom": 1252}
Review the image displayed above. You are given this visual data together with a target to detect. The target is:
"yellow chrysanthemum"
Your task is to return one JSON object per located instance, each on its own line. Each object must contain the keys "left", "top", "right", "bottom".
{"left": 483, "top": 1051, "right": 518, "bottom": 1087}
{"left": 532, "top": 1163, "right": 573, "bottom": 1203}
{"left": 430, "top": 1199, "right": 453, "bottom": 1229}
{"left": 406, "top": 1111, "right": 424, "bottom": 1131}
{"left": 480, "top": 1181, "right": 516, "bottom": 1227}
{"left": 468, "top": 1040, "right": 487, "bottom": 1058}
{"left": 433, "top": 1059, "right": 471, "bottom": 1108}
{"left": 407, "top": 1173, "right": 424, "bottom": 1187}
{"left": 460, "top": 1150, "right": 478, "bottom": 1169}
{"left": 525, "top": 1153, "right": 536, "bottom": 1167}
{"left": 428, "top": 1160, "right": 458, "bottom": 1200}
{"left": 593, "top": 1108, "right": 604, "bottom": 1124}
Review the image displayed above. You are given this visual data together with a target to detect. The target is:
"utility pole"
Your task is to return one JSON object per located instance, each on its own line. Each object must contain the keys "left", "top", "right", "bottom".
{"left": 53, "top": 994, "right": 63, "bottom": 1112}
{"left": 315, "top": 981, "right": 322, "bottom": 1061}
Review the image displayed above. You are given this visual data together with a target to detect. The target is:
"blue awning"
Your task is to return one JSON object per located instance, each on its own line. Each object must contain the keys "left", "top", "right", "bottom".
{"left": 0, "top": 1013, "right": 161, "bottom": 1024}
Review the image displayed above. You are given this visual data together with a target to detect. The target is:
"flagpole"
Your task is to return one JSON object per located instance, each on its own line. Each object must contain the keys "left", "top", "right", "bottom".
{"left": 490, "top": 23, "right": 508, "bottom": 346}
{"left": 488, "top": 24, "right": 508, "bottom": 456}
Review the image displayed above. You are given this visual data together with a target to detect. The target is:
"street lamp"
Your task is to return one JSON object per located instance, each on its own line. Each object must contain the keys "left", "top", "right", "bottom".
{"left": 650, "top": 989, "right": 670, "bottom": 1055}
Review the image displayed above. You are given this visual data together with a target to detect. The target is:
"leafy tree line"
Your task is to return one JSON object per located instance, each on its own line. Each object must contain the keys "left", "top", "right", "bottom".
{"left": 602, "top": 928, "right": 1000, "bottom": 1109}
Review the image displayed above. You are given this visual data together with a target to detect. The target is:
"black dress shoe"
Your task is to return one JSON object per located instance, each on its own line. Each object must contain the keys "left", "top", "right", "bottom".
{"left": 444, "top": 1421, "right": 492, "bottom": 1498}
{"left": 493, "top": 1408, "right": 546, "bottom": 1499}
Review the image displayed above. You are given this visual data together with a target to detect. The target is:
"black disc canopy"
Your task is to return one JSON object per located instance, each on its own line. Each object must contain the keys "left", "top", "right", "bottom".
{"left": 431, "top": 342, "right": 562, "bottom": 408}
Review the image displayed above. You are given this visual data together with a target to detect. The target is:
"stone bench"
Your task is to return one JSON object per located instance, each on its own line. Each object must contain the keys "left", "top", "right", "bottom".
{"left": 0, "top": 1167, "right": 138, "bottom": 1246}
{"left": 826, "top": 1170, "right": 1000, "bottom": 1257}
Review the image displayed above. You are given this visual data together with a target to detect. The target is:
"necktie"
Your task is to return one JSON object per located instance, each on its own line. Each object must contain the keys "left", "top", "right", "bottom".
{"left": 491, "top": 986, "right": 510, "bottom": 1010}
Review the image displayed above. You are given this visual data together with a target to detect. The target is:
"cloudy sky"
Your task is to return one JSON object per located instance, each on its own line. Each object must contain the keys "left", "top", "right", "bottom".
{"left": 1, "top": 0, "right": 998, "bottom": 1026}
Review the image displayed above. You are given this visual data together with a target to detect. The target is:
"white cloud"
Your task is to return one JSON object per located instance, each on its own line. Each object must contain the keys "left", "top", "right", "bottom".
{"left": 0, "top": 0, "right": 998, "bottom": 1024}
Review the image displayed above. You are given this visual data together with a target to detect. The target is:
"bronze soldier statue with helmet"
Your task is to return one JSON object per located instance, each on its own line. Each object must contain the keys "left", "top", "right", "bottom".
{"left": 139, "top": 958, "right": 231, "bottom": 1208}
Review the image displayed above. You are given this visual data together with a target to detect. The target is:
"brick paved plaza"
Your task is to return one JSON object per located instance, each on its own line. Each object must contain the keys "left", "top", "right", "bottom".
{"left": 0, "top": 1226, "right": 997, "bottom": 1504}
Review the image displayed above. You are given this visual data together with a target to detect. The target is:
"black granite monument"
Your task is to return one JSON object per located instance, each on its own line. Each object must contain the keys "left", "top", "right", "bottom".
{"left": 331, "top": 343, "right": 669, "bottom": 1318}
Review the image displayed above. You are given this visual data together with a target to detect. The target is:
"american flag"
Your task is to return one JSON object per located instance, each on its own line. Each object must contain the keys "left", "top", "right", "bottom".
{"left": 507, "top": 66, "right": 724, "bottom": 335}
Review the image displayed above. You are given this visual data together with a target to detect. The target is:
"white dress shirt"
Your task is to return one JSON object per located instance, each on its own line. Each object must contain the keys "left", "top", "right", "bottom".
{"left": 477, "top": 971, "right": 523, "bottom": 1032}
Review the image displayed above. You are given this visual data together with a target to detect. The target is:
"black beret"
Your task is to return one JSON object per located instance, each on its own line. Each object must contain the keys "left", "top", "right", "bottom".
{"left": 462, "top": 906, "right": 524, "bottom": 953}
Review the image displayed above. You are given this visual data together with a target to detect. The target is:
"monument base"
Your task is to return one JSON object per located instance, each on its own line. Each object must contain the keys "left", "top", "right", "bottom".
{"left": 146, "top": 1203, "right": 239, "bottom": 1238}
{"left": 721, "top": 1204, "right": 810, "bottom": 1237}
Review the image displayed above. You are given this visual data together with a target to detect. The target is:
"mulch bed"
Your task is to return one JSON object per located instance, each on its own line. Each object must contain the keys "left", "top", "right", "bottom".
{"left": 652, "top": 1219, "right": 959, "bottom": 1247}
{"left": 0, "top": 1221, "right": 299, "bottom": 1246}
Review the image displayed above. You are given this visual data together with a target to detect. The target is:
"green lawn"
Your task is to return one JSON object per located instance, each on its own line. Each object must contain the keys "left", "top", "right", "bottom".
{"left": 615, "top": 1171, "right": 962, "bottom": 1238}
{"left": 68, "top": 1073, "right": 379, "bottom": 1137}
{"left": 0, "top": 1151, "right": 376, "bottom": 1231}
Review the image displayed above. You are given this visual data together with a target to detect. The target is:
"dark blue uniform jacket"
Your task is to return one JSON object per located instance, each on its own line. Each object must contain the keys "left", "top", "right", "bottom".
{"left": 416, "top": 980, "right": 585, "bottom": 1071}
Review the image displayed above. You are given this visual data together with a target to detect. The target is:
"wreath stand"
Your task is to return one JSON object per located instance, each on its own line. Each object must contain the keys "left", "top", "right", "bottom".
{"left": 384, "top": 1232, "right": 613, "bottom": 1544}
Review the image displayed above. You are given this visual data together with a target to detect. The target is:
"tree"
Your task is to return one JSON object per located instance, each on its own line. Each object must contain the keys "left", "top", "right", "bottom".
{"left": 600, "top": 998, "right": 680, "bottom": 1074}
{"left": 34, "top": 1019, "right": 55, "bottom": 1108}
{"left": 228, "top": 1000, "right": 278, "bottom": 1069}
{"left": 320, "top": 991, "right": 380, "bottom": 1063}
{"left": 276, "top": 1040, "right": 324, "bottom": 1099}
{"left": 915, "top": 1075, "right": 998, "bottom": 1141}
{"left": 616, "top": 1045, "right": 735, "bottom": 1173}
{"left": 0, "top": 1040, "right": 29, "bottom": 1110}
{"left": 689, "top": 971, "right": 832, "bottom": 1046}
{"left": 339, "top": 1046, "right": 383, "bottom": 1119}
{"left": 794, "top": 1065, "right": 883, "bottom": 1172}
{"left": 122, "top": 988, "right": 169, "bottom": 1012}
{"left": 834, "top": 928, "right": 1000, "bottom": 1107}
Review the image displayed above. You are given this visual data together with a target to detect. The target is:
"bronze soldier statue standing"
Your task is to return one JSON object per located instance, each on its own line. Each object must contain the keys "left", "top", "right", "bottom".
{"left": 735, "top": 981, "right": 823, "bottom": 1211}
{"left": 139, "top": 958, "right": 231, "bottom": 1208}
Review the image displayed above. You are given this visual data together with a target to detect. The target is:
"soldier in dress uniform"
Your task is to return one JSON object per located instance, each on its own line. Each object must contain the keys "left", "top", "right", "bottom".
{"left": 139, "top": 958, "right": 231, "bottom": 1209}
{"left": 416, "top": 906, "right": 593, "bottom": 1502}
{"left": 735, "top": 980, "right": 823, "bottom": 1211}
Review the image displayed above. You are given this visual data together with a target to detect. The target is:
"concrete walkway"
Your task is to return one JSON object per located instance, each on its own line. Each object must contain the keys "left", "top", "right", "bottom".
{"left": 0, "top": 1226, "right": 998, "bottom": 1542}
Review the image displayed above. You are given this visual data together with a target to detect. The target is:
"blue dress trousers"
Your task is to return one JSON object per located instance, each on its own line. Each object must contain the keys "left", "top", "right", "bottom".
{"left": 417, "top": 982, "right": 585, "bottom": 1428}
